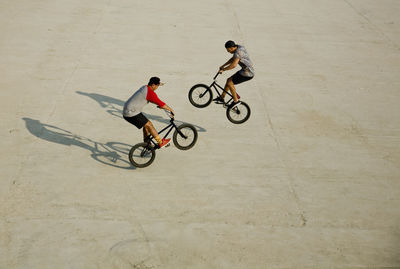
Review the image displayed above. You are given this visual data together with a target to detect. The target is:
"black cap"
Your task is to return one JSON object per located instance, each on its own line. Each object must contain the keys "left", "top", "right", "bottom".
{"left": 224, "top": 40, "right": 236, "bottom": 48}
{"left": 148, "top": 77, "right": 164, "bottom": 86}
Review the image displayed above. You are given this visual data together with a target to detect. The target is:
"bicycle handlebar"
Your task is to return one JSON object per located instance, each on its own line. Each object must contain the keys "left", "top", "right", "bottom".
{"left": 160, "top": 108, "right": 174, "bottom": 119}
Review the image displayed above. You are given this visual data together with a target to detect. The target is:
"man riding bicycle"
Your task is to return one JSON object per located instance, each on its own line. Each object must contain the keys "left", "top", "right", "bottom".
{"left": 123, "top": 77, "right": 174, "bottom": 148}
{"left": 214, "top": 40, "right": 255, "bottom": 107}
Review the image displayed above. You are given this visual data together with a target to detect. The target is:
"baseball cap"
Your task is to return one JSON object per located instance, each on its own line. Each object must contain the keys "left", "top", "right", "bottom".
{"left": 148, "top": 76, "right": 164, "bottom": 86}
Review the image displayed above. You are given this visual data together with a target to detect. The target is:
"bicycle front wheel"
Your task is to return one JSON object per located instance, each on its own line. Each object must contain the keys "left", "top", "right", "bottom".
{"left": 188, "top": 84, "right": 213, "bottom": 108}
{"left": 226, "top": 101, "right": 251, "bottom": 124}
{"left": 173, "top": 124, "right": 198, "bottom": 150}
{"left": 128, "top": 142, "right": 156, "bottom": 168}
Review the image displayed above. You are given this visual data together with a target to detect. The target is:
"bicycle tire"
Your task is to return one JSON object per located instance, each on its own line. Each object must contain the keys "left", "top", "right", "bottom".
{"left": 173, "top": 124, "right": 198, "bottom": 150}
{"left": 226, "top": 101, "right": 251, "bottom": 124}
{"left": 128, "top": 142, "right": 156, "bottom": 168}
{"left": 188, "top": 84, "right": 213, "bottom": 108}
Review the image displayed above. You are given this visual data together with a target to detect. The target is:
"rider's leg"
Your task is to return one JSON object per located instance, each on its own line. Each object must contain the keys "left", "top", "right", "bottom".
{"left": 143, "top": 121, "right": 171, "bottom": 148}
{"left": 221, "top": 77, "right": 239, "bottom": 102}
{"left": 143, "top": 121, "right": 162, "bottom": 144}
{"left": 143, "top": 127, "right": 150, "bottom": 142}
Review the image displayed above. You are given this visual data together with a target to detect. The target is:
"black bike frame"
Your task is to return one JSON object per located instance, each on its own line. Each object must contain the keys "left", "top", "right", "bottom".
{"left": 209, "top": 73, "right": 235, "bottom": 105}
{"left": 147, "top": 118, "right": 186, "bottom": 149}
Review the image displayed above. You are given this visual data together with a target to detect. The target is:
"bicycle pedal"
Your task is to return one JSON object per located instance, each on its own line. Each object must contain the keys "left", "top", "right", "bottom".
{"left": 165, "top": 143, "right": 171, "bottom": 147}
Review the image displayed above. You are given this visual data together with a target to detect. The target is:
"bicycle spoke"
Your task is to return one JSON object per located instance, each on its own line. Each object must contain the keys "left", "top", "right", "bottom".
{"left": 189, "top": 84, "right": 213, "bottom": 108}
{"left": 131, "top": 145, "right": 153, "bottom": 165}
{"left": 173, "top": 124, "right": 198, "bottom": 150}
{"left": 176, "top": 129, "right": 193, "bottom": 147}
{"left": 194, "top": 89, "right": 209, "bottom": 105}
{"left": 227, "top": 102, "right": 250, "bottom": 124}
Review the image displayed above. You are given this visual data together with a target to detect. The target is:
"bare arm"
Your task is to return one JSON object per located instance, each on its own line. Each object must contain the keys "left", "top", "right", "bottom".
{"left": 219, "top": 57, "right": 240, "bottom": 73}
{"left": 219, "top": 57, "right": 234, "bottom": 70}
{"left": 161, "top": 104, "right": 174, "bottom": 116}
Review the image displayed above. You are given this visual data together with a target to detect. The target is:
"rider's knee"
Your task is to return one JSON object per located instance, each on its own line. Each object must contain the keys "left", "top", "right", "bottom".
{"left": 144, "top": 120, "right": 152, "bottom": 128}
{"left": 227, "top": 78, "right": 234, "bottom": 86}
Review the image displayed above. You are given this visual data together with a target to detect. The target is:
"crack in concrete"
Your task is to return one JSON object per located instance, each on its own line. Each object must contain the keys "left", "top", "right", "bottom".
{"left": 344, "top": 0, "right": 400, "bottom": 50}
{"left": 47, "top": 0, "right": 112, "bottom": 121}
{"left": 224, "top": 0, "right": 307, "bottom": 228}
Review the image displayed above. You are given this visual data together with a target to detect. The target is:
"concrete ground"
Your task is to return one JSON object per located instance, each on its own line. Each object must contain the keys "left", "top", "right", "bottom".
{"left": 1, "top": 0, "right": 400, "bottom": 268}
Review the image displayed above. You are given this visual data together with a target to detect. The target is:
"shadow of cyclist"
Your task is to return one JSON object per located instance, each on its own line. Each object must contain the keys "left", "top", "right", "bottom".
{"left": 76, "top": 91, "right": 207, "bottom": 132}
{"left": 22, "top": 117, "right": 135, "bottom": 170}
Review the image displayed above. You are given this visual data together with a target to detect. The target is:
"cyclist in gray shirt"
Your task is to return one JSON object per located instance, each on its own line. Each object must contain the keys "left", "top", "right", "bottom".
{"left": 214, "top": 40, "right": 254, "bottom": 108}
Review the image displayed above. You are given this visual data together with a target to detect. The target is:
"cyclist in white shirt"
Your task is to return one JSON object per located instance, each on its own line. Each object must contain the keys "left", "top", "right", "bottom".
{"left": 214, "top": 40, "right": 255, "bottom": 108}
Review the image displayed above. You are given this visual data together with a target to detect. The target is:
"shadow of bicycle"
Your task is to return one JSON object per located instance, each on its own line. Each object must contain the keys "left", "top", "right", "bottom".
{"left": 76, "top": 91, "right": 207, "bottom": 132}
{"left": 22, "top": 117, "right": 135, "bottom": 170}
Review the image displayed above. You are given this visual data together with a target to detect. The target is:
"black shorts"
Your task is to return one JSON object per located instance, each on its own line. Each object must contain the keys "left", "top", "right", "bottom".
{"left": 123, "top": 113, "right": 148, "bottom": 129}
{"left": 231, "top": 71, "right": 254, "bottom": 85}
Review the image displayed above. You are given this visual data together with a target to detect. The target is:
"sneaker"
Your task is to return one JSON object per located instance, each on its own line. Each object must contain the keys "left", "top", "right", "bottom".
{"left": 213, "top": 96, "right": 224, "bottom": 104}
{"left": 229, "top": 100, "right": 241, "bottom": 109}
{"left": 158, "top": 138, "right": 171, "bottom": 148}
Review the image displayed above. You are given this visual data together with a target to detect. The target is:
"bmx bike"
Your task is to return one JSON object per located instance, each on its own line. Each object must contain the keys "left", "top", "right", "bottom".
{"left": 128, "top": 110, "right": 198, "bottom": 168}
{"left": 188, "top": 72, "right": 251, "bottom": 124}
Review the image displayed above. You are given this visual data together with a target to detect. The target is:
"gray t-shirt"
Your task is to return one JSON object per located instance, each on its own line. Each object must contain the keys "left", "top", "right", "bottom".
{"left": 123, "top": 85, "right": 166, "bottom": 117}
{"left": 123, "top": 85, "right": 148, "bottom": 117}
{"left": 234, "top": 45, "right": 254, "bottom": 77}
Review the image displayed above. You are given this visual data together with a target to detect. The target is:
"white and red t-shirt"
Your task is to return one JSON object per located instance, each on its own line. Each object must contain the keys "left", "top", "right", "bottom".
{"left": 123, "top": 85, "right": 165, "bottom": 117}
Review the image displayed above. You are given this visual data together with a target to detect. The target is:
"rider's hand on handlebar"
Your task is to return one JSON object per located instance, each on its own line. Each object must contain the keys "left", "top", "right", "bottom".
{"left": 218, "top": 67, "right": 224, "bottom": 74}
{"left": 158, "top": 106, "right": 174, "bottom": 118}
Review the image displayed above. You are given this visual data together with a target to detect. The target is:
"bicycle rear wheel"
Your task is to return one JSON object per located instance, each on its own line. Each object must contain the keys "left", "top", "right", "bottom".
{"left": 173, "top": 124, "right": 198, "bottom": 150}
{"left": 226, "top": 101, "right": 251, "bottom": 124}
{"left": 128, "top": 142, "right": 156, "bottom": 168}
{"left": 188, "top": 84, "right": 213, "bottom": 108}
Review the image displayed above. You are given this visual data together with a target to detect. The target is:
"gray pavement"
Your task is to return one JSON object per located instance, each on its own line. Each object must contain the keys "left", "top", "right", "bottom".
{"left": 1, "top": 0, "right": 400, "bottom": 268}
